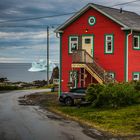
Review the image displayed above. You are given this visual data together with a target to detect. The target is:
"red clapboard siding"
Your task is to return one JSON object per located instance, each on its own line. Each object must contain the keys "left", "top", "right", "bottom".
{"left": 61, "top": 7, "right": 126, "bottom": 92}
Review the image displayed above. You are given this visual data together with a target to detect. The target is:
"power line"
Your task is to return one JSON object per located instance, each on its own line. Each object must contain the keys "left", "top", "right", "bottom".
{"left": 0, "top": 12, "right": 76, "bottom": 24}
{"left": 112, "top": 0, "right": 140, "bottom": 7}
{"left": 0, "top": 1, "right": 139, "bottom": 25}
{"left": 0, "top": 24, "right": 61, "bottom": 28}
{"left": 0, "top": 32, "right": 55, "bottom": 39}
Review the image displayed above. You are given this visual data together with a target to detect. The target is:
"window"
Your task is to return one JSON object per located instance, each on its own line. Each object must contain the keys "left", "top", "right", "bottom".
{"left": 108, "top": 72, "right": 115, "bottom": 79}
{"left": 133, "top": 35, "right": 140, "bottom": 49}
{"left": 69, "top": 71, "right": 77, "bottom": 88}
{"left": 85, "top": 38, "right": 91, "bottom": 44}
{"left": 133, "top": 72, "right": 140, "bottom": 81}
{"left": 88, "top": 16, "right": 96, "bottom": 26}
{"left": 105, "top": 34, "right": 114, "bottom": 54}
{"left": 69, "top": 36, "right": 78, "bottom": 53}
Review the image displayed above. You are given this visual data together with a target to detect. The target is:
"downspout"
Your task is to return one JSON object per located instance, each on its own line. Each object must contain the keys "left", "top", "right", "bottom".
{"left": 126, "top": 29, "right": 132, "bottom": 82}
{"left": 56, "top": 32, "right": 62, "bottom": 96}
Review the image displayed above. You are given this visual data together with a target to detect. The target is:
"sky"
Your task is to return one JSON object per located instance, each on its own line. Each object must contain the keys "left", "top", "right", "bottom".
{"left": 0, "top": 0, "right": 140, "bottom": 63}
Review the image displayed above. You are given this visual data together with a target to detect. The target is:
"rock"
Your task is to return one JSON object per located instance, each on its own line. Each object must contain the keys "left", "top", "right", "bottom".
{"left": 50, "top": 66, "right": 59, "bottom": 84}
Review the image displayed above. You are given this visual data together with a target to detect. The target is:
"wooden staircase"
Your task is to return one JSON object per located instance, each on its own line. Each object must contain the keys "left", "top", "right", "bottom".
{"left": 72, "top": 50, "right": 115, "bottom": 84}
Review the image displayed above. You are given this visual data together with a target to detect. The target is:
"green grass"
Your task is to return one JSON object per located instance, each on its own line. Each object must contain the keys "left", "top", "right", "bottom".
{"left": 42, "top": 92, "right": 140, "bottom": 136}
{"left": 54, "top": 105, "right": 140, "bottom": 135}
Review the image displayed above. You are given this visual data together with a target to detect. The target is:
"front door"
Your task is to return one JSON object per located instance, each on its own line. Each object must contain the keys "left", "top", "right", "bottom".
{"left": 82, "top": 35, "right": 94, "bottom": 57}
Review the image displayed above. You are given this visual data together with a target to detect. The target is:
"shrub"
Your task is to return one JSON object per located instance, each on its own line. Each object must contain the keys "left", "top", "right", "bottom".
{"left": 45, "top": 84, "right": 55, "bottom": 89}
{"left": 86, "top": 83, "right": 140, "bottom": 108}
{"left": 86, "top": 83, "right": 104, "bottom": 102}
{"left": 133, "top": 81, "right": 140, "bottom": 91}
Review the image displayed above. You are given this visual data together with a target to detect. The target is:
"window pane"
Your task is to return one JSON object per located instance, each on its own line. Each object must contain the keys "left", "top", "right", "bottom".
{"left": 134, "top": 75, "right": 138, "bottom": 78}
{"left": 107, "top": 36, "right": 112, "bottom": 40}
{"left": 85, "top": 38, "right": 91, "bottom": 44}
{"left": 133, "top": 74, "right": 139, "bottom": 80}
{"left": 107, "top": 41, "right": 112, "bottom": 51}
{"left": 75, "top": 89, "right": 85, "bottom": 93}
{"left": 71, "top": 38, "right": 77, "bottom": 41}
{"left": 71, "top": 43, "right": 77, "bottom": 50}
{"left": 134, "top": 36, "right": 139, "bottom": 48}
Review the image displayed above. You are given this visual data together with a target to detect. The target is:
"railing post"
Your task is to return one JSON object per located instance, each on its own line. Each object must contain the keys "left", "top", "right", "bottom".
{"left": 84, "top": 50, "right": 86, "bottom": 63}
{"left": 104, "top": 70, "right": 106, "bottom": 82}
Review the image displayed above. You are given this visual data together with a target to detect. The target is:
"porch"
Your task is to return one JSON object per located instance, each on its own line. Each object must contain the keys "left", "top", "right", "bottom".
{"left": 71, "top": 50, "right": 115, "bottom": 87}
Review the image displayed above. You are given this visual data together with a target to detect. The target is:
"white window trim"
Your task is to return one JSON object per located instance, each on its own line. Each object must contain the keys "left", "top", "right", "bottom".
{"left": 105, "top": 35, "right": 114, "bottom": 54}
{"left": 69, "top": 36, "right": 78, "bottom": 53}
{"left": 133, "top": 72, "right": 140, "bottom": 81}
{"left": 133, "top": 35, "right": 140, "bottom": 49}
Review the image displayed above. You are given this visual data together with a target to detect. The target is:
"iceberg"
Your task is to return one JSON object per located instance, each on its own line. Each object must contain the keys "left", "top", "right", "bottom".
{"left": 28, "top": 59, "right": 56, "bottom": 72}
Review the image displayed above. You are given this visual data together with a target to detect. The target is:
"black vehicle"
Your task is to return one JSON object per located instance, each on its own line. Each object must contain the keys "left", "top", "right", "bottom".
{"left": 59, "top": 88, "right": 87, "bottom": 106}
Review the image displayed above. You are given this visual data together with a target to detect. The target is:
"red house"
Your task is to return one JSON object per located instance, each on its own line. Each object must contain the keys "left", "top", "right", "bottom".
{"left": 55, "top": 3, "right": 140, "bottom": 93}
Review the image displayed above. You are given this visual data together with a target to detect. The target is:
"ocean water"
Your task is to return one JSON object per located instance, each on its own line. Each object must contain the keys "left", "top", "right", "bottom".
{"left": 0, "top": 63, "right": 52, "bottom": 82}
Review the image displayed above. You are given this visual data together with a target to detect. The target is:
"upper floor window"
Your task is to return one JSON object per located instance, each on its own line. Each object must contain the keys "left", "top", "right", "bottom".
{"left": 133, "top": 35, "right": 140, "bottom": 49}
{"left": 69, "top": 36, "right": 78, "bottom": 53}
{"left": 105, "top": 34, "right": 114, "bottom": 54}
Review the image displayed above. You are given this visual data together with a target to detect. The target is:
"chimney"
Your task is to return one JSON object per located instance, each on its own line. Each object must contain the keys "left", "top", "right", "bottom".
{"left": 120, "top": 8, "right": 123, "bottom": 13}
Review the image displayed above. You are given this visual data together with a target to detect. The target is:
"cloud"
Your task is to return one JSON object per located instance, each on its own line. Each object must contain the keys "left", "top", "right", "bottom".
{"left": 0, "top": 0, "right": 140, "bottom": 63}
{"left": 0, "top": 57, "right": 27, "bottom": 63}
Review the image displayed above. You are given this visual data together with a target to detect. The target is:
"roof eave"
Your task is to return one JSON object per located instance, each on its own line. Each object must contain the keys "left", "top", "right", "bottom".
{"left": 122, "top": 27, "right": 140, "bottom": 32}
{"left": 54, "top": 4, "right": 92, "bottom": 33}
{"left": 54, "top": 30, "right": 63, "bottom": 33}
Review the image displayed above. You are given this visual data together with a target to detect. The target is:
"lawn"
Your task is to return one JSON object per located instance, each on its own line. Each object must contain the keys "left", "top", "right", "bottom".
{"left": 52, "top": 105, "right": 140, "bottom": 136}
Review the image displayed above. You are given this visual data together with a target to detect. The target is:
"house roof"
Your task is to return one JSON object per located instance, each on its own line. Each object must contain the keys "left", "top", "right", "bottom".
{"left": 55, "top": 3, "right": 140, "bottom": 33}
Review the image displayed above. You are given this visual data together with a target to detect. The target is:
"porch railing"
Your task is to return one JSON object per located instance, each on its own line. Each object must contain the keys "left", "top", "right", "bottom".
{"left": 72, "top": 50, "right": 115, "bottom": 83}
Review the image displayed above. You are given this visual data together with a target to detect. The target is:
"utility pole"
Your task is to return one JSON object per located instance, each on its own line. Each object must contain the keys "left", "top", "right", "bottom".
{"left": 47, "top": 26, "right": 49, "bottom": 85}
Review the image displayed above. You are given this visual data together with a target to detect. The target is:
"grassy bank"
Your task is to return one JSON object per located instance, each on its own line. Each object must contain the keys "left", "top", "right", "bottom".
{"left": 0, "top": 83, "right": 55, "bottom": 91}
{"left": 39, "top": 92, "right": 140, "bottom": 137}
{"left": 50, "top": 105, "right": 140, "bottom": 136}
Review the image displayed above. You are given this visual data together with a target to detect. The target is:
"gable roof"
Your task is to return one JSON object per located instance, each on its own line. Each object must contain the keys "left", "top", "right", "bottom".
{"left": 55, "top": 3, "right": 140, "bottom": 33}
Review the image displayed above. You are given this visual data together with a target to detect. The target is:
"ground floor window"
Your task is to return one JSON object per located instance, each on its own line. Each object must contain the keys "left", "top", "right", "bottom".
{"left": 69, "top": 71, "right": 78, "bottom": 89}
{"left": 108, "top": 72, "right": 115, "bottom": 79}
{"left": 133, "top": 72, "right": 140, "bottom": 81}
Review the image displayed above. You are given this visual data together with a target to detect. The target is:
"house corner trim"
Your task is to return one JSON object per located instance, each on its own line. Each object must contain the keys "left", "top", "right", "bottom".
{"left": 59, "top": 33, "right": 62, "bottom": 96}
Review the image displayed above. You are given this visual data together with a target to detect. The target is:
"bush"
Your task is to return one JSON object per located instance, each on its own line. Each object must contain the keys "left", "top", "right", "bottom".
{"left": 0, "top": 84, "right": 19, "bottom": 90}
{"left": 133, "top": 81, "right": 140, "bottom": 91}
{"left": 46, "top": 84, "right": 55, "bottom": 89}
{"left": 86, "top": 82, "right": 140, "bottom": 108}
{"left": 86, "top": 83, "right": 104, "bottom": 102}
